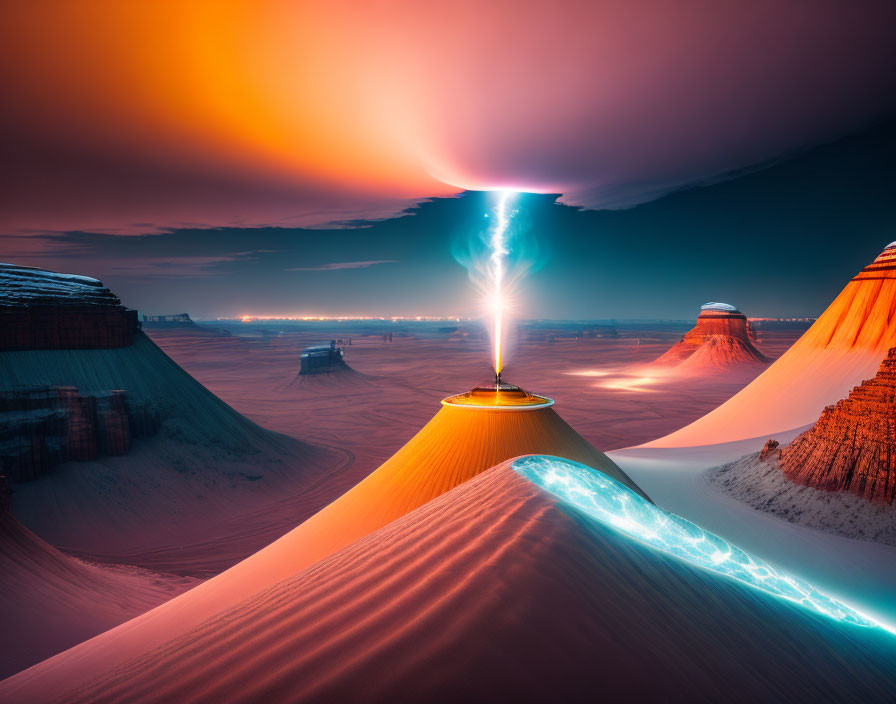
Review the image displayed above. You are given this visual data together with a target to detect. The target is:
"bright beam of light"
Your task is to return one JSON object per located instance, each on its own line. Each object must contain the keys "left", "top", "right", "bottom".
{"left": 489, "top": 191, "right": 514, "bottom": 376}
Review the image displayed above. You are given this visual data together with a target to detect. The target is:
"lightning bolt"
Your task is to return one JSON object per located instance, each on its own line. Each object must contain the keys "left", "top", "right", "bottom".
{"left": 489, "top": 190, "right": 514, "bottom": 378}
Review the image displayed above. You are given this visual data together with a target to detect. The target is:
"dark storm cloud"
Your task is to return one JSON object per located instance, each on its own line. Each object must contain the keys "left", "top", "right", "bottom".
{"left": 3, "top": 121, "right": 894, "bottom": 319}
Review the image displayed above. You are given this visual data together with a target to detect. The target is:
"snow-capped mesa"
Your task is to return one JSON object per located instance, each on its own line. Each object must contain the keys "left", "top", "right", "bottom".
{"left": 646, "top": 301, "right": 769, "bottom": 376}
{"left": 0, "top": 263, "right": 116, "bottom": 307}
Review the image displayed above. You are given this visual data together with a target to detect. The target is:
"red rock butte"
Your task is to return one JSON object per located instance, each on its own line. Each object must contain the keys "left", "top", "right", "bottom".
{"left": 780, "top": 346, "right": 896, "bottom": 504}
{"left": 646, "top": 242, "right": 896, "bottom": 447}
{"left": 649, "top": 302, "right": 769, "bottom": 374}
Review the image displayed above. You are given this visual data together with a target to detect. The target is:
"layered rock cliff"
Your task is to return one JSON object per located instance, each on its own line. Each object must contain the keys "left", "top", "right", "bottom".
{"left": 0, "top": 386, "right": 160, "bottom": 481}
{"left": 650, "top": 302, "right": 770, "bottom": 373}
{"left": 780, "top": 347, "right": 896, "bottom": 504}
{"left": 0, "top": 263, "right": 138, "bottom": 349}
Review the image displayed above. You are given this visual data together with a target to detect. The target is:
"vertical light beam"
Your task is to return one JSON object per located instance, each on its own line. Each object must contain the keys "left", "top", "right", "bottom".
{"left": 490, "top": 191, "right": 514, "bottom": 378}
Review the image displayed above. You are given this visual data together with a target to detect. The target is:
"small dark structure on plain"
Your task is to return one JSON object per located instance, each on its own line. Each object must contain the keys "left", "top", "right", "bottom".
{"left": 299, "top": 340, "right": 348, "bottom": 375}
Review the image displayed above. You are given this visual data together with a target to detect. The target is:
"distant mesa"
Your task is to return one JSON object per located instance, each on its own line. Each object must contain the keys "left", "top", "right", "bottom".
{"left": 142, "top": 313, "right": 195, "bottom": 326}
{"left": 646, "top": 241, "right": 896, "bottom": 447}
{"left": 779, "top": 346, "right": 896, "bottom": 504}
{"left": 141, "top": 312, "right": 199, "bottom": 329}
{"left": 648, "top": 301, "right": 769, "bottom": 374}
{"left": 142, "top": 313, "right": 230, "bottom": 336}
{"left": 0, "top": 263, "right": 138, "bottom": 350}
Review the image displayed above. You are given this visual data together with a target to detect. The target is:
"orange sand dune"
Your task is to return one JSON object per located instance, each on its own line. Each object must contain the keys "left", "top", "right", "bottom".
{"left": 0, "top": 389, "right": 641, "bottom": 697}
{"left": 646, "top": 243, "right": 896, "bottom": 446}
{"left": 7, "top": 463, "right": 896, "bottom": 703}
{"left": 0, "top": 512, "right": 198, "bottom": 679}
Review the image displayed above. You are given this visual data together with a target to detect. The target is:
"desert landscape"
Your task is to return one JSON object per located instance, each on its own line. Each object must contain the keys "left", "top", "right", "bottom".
{"left": 2, "top": 3, "right": 895, "bottom": 701}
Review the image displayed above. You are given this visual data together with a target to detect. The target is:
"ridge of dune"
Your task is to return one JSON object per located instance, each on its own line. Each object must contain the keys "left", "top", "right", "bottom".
{"left": 9, "top": 461, "right": 896, "bottom": 703}
{"left": 646, "top": 243, "right": 896, "bottom": 447}
{"left": 0, "top": 394, "right": 641, "bottom": 699}
{"left": 0, "top": 511, "right": 199, "bottom": 679}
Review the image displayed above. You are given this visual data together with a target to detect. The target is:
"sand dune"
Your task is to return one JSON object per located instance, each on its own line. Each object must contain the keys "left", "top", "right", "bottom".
{"left": 646, "top": 242, "right": 896, "bottom": 446}
{"left": 7, "top": 461, "right": 896, "bottom": 703}
{"left": 0, "top": 511, "right": 198, "bottom": 679}
{"left": 0, "top": 388, "right": 641, "bottom": 696}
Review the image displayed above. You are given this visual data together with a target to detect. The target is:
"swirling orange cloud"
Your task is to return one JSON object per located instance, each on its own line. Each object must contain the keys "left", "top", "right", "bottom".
{"left": 1, "top": 0, "right": 893, "bottom": 235}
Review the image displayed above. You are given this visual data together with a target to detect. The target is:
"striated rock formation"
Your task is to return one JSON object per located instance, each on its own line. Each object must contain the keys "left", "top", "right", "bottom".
{"left": 760, "top": 438, "right": 780, "bottom": 462}
{"left": 0, "top": 386, "right": 159, "bottom": 481}
{"left": 649, "top": 302, "right": 770, "bottom": 374}
{"left": 0, "top": 263, "right": 138, "bottom": 350}
{"left": 780, "top": 347, "right": 896, "bottom": 504}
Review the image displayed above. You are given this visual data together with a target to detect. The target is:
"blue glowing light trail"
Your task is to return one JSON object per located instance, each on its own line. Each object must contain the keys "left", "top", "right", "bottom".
{"left": 513, "top": 455, "right": 884, "bottom": 631}
{"left": 489, "top": 191, "right": 514, "bottom": 377}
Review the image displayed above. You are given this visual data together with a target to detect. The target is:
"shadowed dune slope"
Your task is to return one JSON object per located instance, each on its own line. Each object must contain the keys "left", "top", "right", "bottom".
{"left": 0, "top": 512, "right": 198, "bottom": 679}
{"left": 0, "top": 399, "right": 642, "bottom": 699}
{"left": 9, "top": 463, "right": 896, "bottom": 703}
{"left": 2, "top": 332, "right": 345, "bottom": 557}
{"left": 647, "top": 243, "right": 896, "bottom": 447}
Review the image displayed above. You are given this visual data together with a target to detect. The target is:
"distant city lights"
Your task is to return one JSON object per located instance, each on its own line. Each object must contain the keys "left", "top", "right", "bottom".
{"left": 228, "top": 315, "right": 469, "bottom": 323}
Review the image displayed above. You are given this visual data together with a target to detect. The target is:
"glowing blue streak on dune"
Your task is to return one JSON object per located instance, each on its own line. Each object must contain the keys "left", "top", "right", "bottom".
{"left": 513, "top": 455, "right": 883, "bottom": 631}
